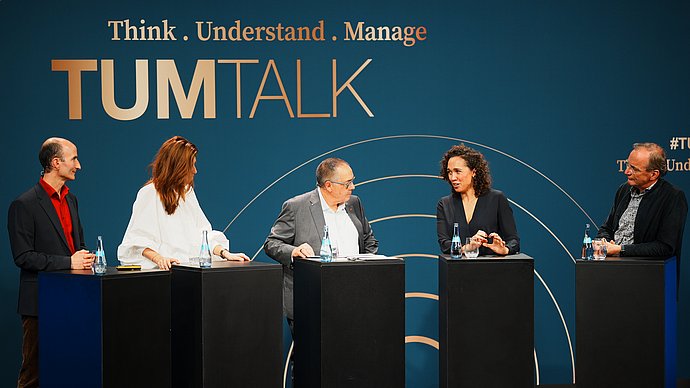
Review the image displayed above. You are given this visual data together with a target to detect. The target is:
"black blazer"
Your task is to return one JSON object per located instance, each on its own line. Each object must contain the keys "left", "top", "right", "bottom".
{"left": 437, "top": 189, "right": 520, "bottom": 256}
{"left": 8, "top": 183, "right": 86, "bottom": 316}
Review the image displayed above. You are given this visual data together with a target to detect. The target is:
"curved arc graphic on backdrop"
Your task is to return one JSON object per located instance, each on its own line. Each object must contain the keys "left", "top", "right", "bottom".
{"left": 534, "top": 349, "right": 540, "bottom": 386}
{"left": 534, "top": 269, "right": 575, "bottom": 384}
{"left": 404, "top": 293, "right": 440, "bottom": 350}
{"left": 370, "top": 214, "right": 437, "bottom": 223}
{"left": 394, "top": 253, "right": 439, "bottom": 259}
{"left": 405, "top": 336, "right": 439, "bottom": 349}
{"left": 357, "top": 174, "right": 442, "bottom": 186}
{"left": 223, "top": 134, "right": 595, "bottom": 232}
{"left": 506, "top": 200, "right": 576, "bottom": 382}
{"left": 405, "top": 292, "right": 439, "bottom": 300}
{"left": 283, "top": 342, "right": 293, "bottom": 388}
{"left": 508, "top": 200, "right": 576, "bottom": 264}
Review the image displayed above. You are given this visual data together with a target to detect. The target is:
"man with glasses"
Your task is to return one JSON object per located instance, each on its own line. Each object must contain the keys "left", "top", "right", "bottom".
{"left": 264, "top": 156, "right": 378, "bottom": 343}
{"left": 597, "top": 143, "right": 687, "bottom": 261}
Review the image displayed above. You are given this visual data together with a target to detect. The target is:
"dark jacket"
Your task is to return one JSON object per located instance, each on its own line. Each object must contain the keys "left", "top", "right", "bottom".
{"left": 8, "top": 183, "right": 86, "bottom": 316}
{"left": 437, "top": 189, "right": 520, "bottom": 256}
{"left": 597, "top": 179, "right": 687, "bottom": 259}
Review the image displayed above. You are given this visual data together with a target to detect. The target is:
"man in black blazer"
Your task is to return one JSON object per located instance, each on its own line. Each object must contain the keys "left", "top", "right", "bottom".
{"left": 8, "top": 137, "right": 95, "bottom": 388}
{"left": 598, "top": 143, "right": 687, "bottom": 276}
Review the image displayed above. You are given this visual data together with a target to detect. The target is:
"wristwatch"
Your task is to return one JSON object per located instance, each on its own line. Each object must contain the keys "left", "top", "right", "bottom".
{"left": 218, "top": 249, "right": 229, "bottom": 259}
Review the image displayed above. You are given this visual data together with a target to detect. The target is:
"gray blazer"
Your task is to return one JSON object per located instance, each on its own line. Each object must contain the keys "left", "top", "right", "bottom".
{"left": 263, "top": 188, "right": 378, "bottom": 319}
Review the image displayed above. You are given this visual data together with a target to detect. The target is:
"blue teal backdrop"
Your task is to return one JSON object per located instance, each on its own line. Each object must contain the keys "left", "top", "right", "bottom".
{"left": 1, "top": 0, "right": 689, "bottom": 386}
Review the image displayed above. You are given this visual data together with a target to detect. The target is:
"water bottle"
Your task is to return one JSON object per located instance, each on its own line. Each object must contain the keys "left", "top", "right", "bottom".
{"left": 319, "top": 225, "right": 333, "bottom": 262}
{"left": 199, "top": 230, "right": 212, "bottom": 268}
{"left": 94, "top": 235, "right": 107, "bottom": 275}
{"left": 581, "top": 223, "right": 594, "bottom": 260}
{"left": 450, "top": 223, "right": 462, "bottom": 259}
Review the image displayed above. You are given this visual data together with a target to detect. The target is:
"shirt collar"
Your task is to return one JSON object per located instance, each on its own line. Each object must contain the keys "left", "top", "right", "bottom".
{"left": 630, "top": 180, "right": 657, "bottom": 196}
{"left": 318, "top": 187, "right": 345, "bottom": 213}
{"left": 39, "top": 177, "right": 69, "bottom": 199}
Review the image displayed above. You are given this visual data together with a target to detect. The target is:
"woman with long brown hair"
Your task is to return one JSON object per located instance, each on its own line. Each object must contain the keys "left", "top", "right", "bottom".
{"left": 118, "top": 136, "right": 249, "bottom": 269}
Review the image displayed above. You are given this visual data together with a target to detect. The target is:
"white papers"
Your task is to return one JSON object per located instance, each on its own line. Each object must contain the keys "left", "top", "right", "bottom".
{"left": 304, "top": 254, "right": 399, "bottom": 262}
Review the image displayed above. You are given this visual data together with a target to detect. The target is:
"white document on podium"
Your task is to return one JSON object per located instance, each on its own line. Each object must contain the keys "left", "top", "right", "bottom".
{"left": 304, "top": 254, "right": 399, "bottom": 262}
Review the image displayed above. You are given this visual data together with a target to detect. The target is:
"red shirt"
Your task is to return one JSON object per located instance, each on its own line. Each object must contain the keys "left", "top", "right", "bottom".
{"left": 39, "top": 178, "right": 76, "bottom": 254}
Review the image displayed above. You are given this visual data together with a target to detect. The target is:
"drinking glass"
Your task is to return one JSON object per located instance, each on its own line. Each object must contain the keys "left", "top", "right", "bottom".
{"left": 593, "top": 239, "right": 607, "bottom": 260}
{"left": 464, "top": 237, "right": 480, "bottom": 258}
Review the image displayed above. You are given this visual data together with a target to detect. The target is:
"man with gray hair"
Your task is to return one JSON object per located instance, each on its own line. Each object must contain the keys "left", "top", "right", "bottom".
{"left": 8, "top": 137, "right": 94, "bottom": 387}
{"left": 598, "top": 142, "right": 687, "bottom": 265}
{"left": 264, "top": 157, "right": 378, "bottom": 331}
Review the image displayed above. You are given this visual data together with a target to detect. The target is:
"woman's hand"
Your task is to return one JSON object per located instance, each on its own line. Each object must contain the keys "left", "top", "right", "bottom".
{"left": 143, "top": 248, "right": 180, "bottom": 270}
{"left": 463, "top": 231, "right": 486, "bottom": 252}
{"left": 220, "top": 250, "right": 251, "bottom": 262}
{"left": 483, "top": 232, "right": 510, "bottom": 255}
{"left": 152, "top": 255, "right": 180, "bottom": 270}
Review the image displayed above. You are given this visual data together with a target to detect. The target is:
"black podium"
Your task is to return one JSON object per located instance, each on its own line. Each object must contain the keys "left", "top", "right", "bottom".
{"left": 39, "top": 268, "right": 171, "bottom": 388}
{"left": 294, "top": 257, "right": 405, "bottom": 388}
{"left": 439, "top": 253, "right": 535, "bottom": 388}
{"left": 170, "top": 261, "right": 283, "bottom": 388}
{"left": 576, "top": 256, "right": 677, "bottom": 388}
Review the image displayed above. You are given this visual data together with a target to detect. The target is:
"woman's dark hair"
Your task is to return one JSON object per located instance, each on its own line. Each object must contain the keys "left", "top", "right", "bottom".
{"left": 439, "top": 144, "right": 492, "bottom": 196}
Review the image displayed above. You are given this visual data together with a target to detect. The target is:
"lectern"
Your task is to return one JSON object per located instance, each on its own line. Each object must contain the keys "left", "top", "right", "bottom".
{"left": 171, "top": 261, "right": 283, "bottom": 388}
{"left": 576, "top": 256, "right": 677, "bottom": 388}
{"left": 439, "top": 254, "right": 535, "bottom": 388}
{"left": 294, "top": 257, "right": 405, "bottom": 388}
{"left": 39, "top": 268, "right": 171, "bottom": 388}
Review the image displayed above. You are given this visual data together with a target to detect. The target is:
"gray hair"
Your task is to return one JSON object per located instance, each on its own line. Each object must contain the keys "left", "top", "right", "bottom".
{"left": 633, "top": 142, "right": 666, "bottom": 177}
{"left": 316, "top": 158, "right": 348, "bottom": 187}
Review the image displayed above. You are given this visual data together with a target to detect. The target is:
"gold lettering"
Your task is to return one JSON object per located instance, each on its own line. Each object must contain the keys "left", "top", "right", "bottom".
{"left": 343, "top": 21, "right": 363, "bottom": 41}
{"left": 217, "top": 59, "right": 259, "bottom": 118}
{"left": 196, "top": 21, "right": 212, "bottom": 41}
{"left": 156, "top": 60, "right": 216, "bottom": 119}
{"left": 249, "top": 60, "right": 294, "bottom": 118}
{"left": 416, "top": 26, "right": 427, "bottom": 42}
{"left": 242, "top": 26, "right": 255, "bottom": 41}
{"left": 332, "top": 59, "right": 373, "bottom": 118}
{"left": 297, "top": 60, "right": 329, "bottom": 118}
{"left": 101, "top": 59, "right": 149, "bottom": 121}
{"left": 107, "top": 20, "right": 124, "bottom": 40}
{"left": 51, "top": 59, "right": 98, "bottom": 120}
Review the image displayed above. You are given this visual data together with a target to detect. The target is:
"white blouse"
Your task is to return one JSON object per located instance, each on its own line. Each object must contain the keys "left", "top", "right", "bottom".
{"left": 117, "top": 183, "right": 229, "bottom": 269}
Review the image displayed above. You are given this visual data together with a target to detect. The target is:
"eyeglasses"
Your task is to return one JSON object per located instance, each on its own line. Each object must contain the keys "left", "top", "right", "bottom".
{"left": 329, "top": 177, "right": 355, "bottom": 189}
{"left": 624, "top": 161, "right": 656, "bottom": 174}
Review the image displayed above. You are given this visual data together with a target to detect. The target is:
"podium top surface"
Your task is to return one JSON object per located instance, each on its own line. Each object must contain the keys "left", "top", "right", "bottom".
{"left": 171, "top": 260, "right": 281, "bottom": 273}
{"left": 439, "top": 253, "right": 534, "bottom": 263}
{"left": 576, "top": 256, "right": 674, "bottom": 266}
{"left": 39, "top": 267, "right": 169, "bottom": 279}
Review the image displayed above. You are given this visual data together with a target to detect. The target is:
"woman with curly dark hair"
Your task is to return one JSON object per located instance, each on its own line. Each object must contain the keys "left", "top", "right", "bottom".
{"left": 436, "top": 144, "right": 519, "bottom": 256}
